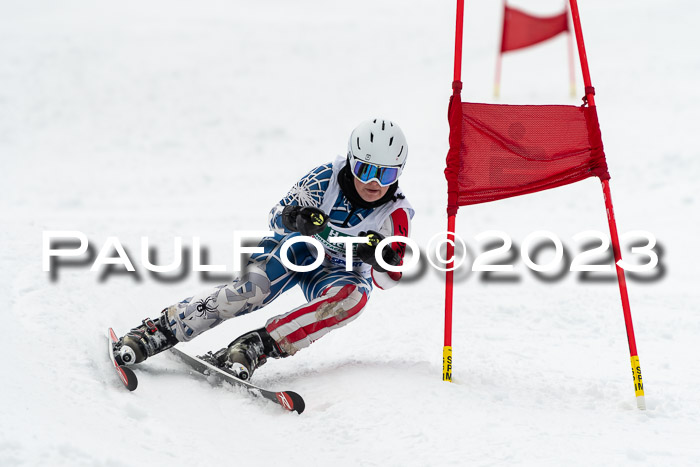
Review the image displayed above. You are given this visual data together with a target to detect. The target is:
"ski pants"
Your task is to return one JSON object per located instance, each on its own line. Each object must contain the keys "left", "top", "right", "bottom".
{"left": 165, "top": 233, "right": 372, "bottom": 355}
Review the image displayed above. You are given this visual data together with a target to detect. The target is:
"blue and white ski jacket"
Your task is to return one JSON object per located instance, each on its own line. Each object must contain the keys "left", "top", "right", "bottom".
{"left": 268, "top": 155, "right": 414, "bottom": 290}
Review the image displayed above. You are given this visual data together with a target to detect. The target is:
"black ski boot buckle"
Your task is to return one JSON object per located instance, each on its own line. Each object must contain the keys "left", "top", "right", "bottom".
{"left": 143, "top": 318, "right": 158, "bottom": 334}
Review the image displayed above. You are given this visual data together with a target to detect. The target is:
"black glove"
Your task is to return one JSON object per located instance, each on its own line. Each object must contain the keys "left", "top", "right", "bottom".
{"left": 281, "top": 205, "right": 329, "bottom": 236}
{"left": 356, "top": 230, "right": 401, "bottom": 273}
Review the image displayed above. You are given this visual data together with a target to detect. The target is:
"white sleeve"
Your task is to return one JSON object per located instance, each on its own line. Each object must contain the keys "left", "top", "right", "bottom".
{"left": 371, "top": 208, "right": 411, "bottom": 290}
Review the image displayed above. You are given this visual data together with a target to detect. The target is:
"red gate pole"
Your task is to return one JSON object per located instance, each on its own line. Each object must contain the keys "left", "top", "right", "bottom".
{"left": 443, "top": 215, "right": 456, "bottom": 381}
{"left": 454, "top": 0, "right": 464, "bottom": 84}
{"left": 444, "top": 0, "right": 465, "bottom": 383}
{"left": 566, "top": 3, "right": 576, "bottom": 97}
{"left": 569, "top": 0, "right": 646, "bottom": 409}
{"left": 494, "top": 0, "right": 506, "bottom": 98}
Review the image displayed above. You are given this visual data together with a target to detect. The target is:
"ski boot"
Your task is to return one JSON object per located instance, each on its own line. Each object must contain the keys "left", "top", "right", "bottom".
{"left": 202, "top": 328, "right": 286, "bottom": 381}
{"left": 114, "top": 310, "right": 179, "bottom": 365}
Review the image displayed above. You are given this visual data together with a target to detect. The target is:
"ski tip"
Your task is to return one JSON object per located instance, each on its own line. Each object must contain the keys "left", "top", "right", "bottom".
{"left": 119, "top": 365, "right": 138, "bottom": 391}
{"left": 288, "top": 392, "right": 305, "bottom": 414}
{"left": 276, "top": 391, "right": 305, "bottom": 414}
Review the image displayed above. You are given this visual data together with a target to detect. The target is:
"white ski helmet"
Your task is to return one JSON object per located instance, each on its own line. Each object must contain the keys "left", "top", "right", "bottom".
{"left": 347, "top": 118, "right": 408, "bottom": 186}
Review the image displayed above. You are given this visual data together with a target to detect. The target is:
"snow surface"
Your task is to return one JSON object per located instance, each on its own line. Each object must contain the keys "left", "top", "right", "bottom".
{"left": 2, "top": 0, "right": 699, "bottom": 465}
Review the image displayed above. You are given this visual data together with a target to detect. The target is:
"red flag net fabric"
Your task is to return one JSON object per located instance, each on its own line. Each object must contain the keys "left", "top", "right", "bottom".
{"left": 445, "top": 97, "right": 610, "bottom": 213}
{"left": 501, "top": 6, "right": 569, "bottom": 53}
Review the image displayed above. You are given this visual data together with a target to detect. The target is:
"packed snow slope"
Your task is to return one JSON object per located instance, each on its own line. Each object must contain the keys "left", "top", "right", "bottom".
{"left": 2, "top": 0, "right": 699, "bottom": 465}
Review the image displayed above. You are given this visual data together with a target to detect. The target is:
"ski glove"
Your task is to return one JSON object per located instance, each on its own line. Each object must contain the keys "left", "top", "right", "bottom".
{"left": 281, "top": 205, "right": 329, "bottom": 236}
{"left": 356, "top": 230, "right": 401, "bottom": 273}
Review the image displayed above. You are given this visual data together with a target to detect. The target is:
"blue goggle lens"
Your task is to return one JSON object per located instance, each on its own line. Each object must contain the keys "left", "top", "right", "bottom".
{"left": 352, "top": 160, "right": 400, "bottom": 186}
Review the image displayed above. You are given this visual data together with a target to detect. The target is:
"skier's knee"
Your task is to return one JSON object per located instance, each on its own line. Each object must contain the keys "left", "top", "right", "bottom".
{"left": 265, "top": 284, "right": 369, "bottom": 356}
{"left": 165, "top": 266, "right": 272, "bottom": 341}
{"left": 317, "top": 284, "right": 367, "bottom": 321}
{"left": 219, "top": 265, "right": 271, "bottom": 318}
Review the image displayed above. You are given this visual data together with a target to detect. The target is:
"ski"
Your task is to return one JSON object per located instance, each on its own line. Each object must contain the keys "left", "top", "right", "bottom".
{"left": 107, "top": 328, "right": 138, "bottom": 391}
{"left": 169, "top": 347, "right": 305, "bottom": 414}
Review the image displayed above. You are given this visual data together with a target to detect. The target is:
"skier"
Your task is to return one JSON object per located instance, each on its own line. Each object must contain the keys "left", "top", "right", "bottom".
{"left": 113, "top": 118, "right": 414, "bottom": 380}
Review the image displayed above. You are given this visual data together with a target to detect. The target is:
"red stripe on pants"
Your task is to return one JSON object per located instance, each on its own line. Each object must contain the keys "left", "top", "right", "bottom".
{"left": 265, "top": 284, "right": 356, "bottom": 333}
{"left": 283, "top": 290, "right": 368, "bottom": 345}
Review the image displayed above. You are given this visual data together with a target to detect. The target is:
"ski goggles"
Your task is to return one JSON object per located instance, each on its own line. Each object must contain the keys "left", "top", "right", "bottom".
{"left": 350, "top": 159, "right": 401, "bottom": 187}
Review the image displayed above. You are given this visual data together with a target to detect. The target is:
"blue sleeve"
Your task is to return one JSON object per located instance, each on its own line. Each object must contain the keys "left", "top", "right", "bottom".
{"left": 268, "top": 163, "right": 334, "bottom": 233}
